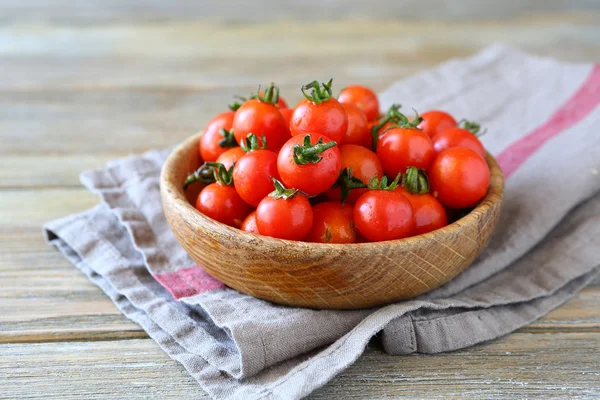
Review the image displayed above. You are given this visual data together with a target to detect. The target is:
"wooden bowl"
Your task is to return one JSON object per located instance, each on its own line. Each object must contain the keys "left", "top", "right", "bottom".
{"left": 161, "top": 133, "right": 504, "bottom": 309}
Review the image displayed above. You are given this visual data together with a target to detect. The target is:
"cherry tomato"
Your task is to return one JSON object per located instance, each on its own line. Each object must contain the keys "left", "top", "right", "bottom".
{"left": 277, "top": 134, "right": 341, "bottom": 196}
{"left": 195, "top": 183, "right": 251, "bottom": 228}
{"left": 432, "top": 127, "right": 486, "bottom": 158}
{"left": 233, "top": 149, "right": 279, "bottom": 207}
{"left": 325, "top": 144, "right": 383, "bottom": 204}
{"left": 305, "top": 202, "right": 356, "bottom": 243}
{"left": 428, "top": 148, "right": 490, "bottom": 209}
{"left": 418, "top": 110, "right": 457, "bottom": 138}
{"left": 395, "top": 186, "right": 447, "bottom": 235}
{"left": 241, "top": 211, "right": 260, "bottom": 234}
{"left": 290, "top": 98, "right": 348, "bottom": 144}
{"left": 353, "top": 190, "right": 414, "bottom": 242}
{"left": 216, "top": 147, "right": 246, "bottom": 170}
{"left": 376, "top": 127, "right": 435, "bottom": 177}
{"left": 280, "top": 108, "right": 293, "bottom": 127}
{"left": 198, "top": 111, "right": 236, "bottom": 162}
{"left": 338, "top": 85, "right": 380, "bottom": 121}
{"left": 256, "top": 193, "right": 313, "bottom": 240}
{"left": 341, "top": 103, "right": 371, "bottom": 147}
{"left": 233, "top": 99, "right": 290, "bottom": 151}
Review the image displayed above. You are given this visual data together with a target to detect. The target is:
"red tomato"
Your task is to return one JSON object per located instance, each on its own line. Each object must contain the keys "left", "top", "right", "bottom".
{"left": 305, "top": 202, "right": 356, "bottom": 243}
{"left": 199, "top": 111, "right": 236, "bottom": 162}
{"left": 338, "top": 85, "right": 380, "bottom": 121}
{"left": 277, "top": 134, "right": 342, "bottom": 196}
{"left": 325, "top": 144, "right": 383, "bottom": 204}
{"left": 376, "top": 127, "right": 435, "bottom": 177}
{"left": 395, "top": 186, "right": 447, "bottom": 235}
{"left": 428, "top": 148, "right": 490, "bottom": 209}
{"left": 216, "top": 147, "right": 246, "bottom": 170}
{"left": 418, "top": 110, "right": 457, "bottom": 138}
{"left": 233, "top": 149, "right": 280, "bottom": 207}
{"left": 353, "top": 190, "right": 415, "bottom": 242}
{"left": 233, "top": 99, "right": 290, "bottom": 151}
{"left": 256, "top": 193, "right": 313, "bottom": 240}
{"left": 240, "top": 211, "right": 260, "bottom": 234}
{"left": 280, "top": 108, "right": 293, "bottom": 127}
{"left": 432, "top": 127, "right": 486, "bottom": 158}
{"left": 195, "top": 183, "right": 251, "bottom": 228}
{"left": 290, "top": 98, "right": 347, "bottom": 144}
{"left": 341, "top": 103, "right": 371, "bottom": 148}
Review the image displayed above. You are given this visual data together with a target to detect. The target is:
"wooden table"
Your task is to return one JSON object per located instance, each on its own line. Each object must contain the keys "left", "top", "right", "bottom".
{"left": 1, "top": 2, "right": 599, "bottom": 398}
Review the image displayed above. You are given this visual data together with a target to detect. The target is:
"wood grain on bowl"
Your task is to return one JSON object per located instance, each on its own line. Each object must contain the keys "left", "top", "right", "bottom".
{"left": 161, "top": 133, "right": 504, "bottom": 309}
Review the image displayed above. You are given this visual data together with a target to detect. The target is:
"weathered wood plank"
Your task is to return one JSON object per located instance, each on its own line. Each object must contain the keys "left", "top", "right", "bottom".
{"left": 1, "top": 16, "right": 599, "bottom": 91}
{"left": 1, "top": 334, "right": 598, "bottom": 399}
{"left": 1, "top": 0, "right": 599, "bottom": 22}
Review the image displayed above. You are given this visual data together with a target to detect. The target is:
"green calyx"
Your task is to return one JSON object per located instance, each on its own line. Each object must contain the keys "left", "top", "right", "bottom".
{"left": 292, "top": 135, "right": 337, "bottom": 165}
{"left": 204, "top": 162, "right": 234, "bottom": 186}
{"left": 254, "top": 82, "right": 280, "bottom": 105}
{"left": 402, "top": 166, "right": 430, "bottom": 194}
{"left": 370, "top": 105, "right": 424, "bottom": 151}
{"left": 269, "top": 177, "right": 299, "bottom": 200}
{"left": 301, "top": 79, "right": 333, "bottom": 104}
{"left": 458, "top": 119, "right": 487, "bottom": 136}
{"left": 228, "top": 95, "right": 247, "bottom": 111}
{"left": 367, "top": 173, "right": 402, "bottom": 191}
{"left": 217, "top": 128, "right": 237, "bottom": 148}
{"left": 183, "top": 163, "right": 217, "bottom": 190}
{"left": 241, "top": 133, "right": 268, "bottom": 152}
{"left": 333, "top": 168, "right": 367, "bottom": 204}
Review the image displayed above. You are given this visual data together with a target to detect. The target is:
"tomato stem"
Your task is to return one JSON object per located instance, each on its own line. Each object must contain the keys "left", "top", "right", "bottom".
{"left": 269, "top": 177, "right": 299, "bottom": 200}
{"left": 332, "top": 168, "right": 367, "bottom": 204}
{"left": 228, "top": 95, "right": 247, "bottom": 111}
{"left": 217, "top": 128, "right": 237, "bottom": 148}
{"left": 292, "top": 135, "right": 337, "bottom": 165}
{"left": 458, "top": 119, "right": 487, "bottom": 136}
{"left": 370, "top": 105, "right": 425, "bottom": 151}
{"left": 402, "top": 166, "right": 430, "bottom": 194}
{"left": 204, "top": 162, "right": 235, "bottom": 186}
{"left": 301, "top": 79, "right": 333, "bottom": 104}
{"left": 183, "top": 163, "right": 217, "bottom": 190}
{"left": 241, "top": 133, "right": 268, "bottom": 152}
{"left": 367, "top": 173, "right": 402, "bottom": 191}
{"left": 255, "top": 82, "right": 280, "bottom": 105}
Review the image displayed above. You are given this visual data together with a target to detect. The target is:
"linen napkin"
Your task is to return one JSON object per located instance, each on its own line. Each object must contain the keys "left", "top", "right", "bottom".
{"left": 45, "top": 45, "right": 600, "bottom": 399}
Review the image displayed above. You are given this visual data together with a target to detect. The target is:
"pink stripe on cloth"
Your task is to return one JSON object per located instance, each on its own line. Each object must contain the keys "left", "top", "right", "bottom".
{"left": 154, "top": 265, "right": 226, "bottom": 300}
{"left": 497, "top": 65, "right": 600, "bottom": 178}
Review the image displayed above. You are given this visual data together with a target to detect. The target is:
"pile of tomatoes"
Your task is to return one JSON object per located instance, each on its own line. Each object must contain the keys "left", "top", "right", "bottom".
{"left": 184, "top": 80, "right": 490, "bottom": 243}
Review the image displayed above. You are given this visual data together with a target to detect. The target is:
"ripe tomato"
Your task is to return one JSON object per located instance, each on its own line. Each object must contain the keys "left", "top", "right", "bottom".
{"left": 290, "top": 80, "right": 348, "bottom": 144}
{"left": 305, "top": 202, "right": 356, "bottom": 243}
{"left": 341, "top": 103, "right": 371, "bottom": 148}
{"left": 354, "top": 189, "right": 414, "bottom": 242}
{"left": 280, "top": 108, "right": 293, "bottom": 127}
{"left": 195, "top": 183, "right": 251, "bottom": 228}
{"left": 215, "top": 147, "right": 246, "bottom": 170}
{"left": 418, "top": 110, "right": 457, "bottom": 138}
{"left": 233, "top": 97, "right": 290, "bottom": 151}
{"left": 233, "top": 149, "right": 279, "bottom": 207}
{"left": 277, "top": 134, "right": 341, "bottom": 196}
{"left": 338, "top": 85, "right": 380, "bottom": 121}
{"left": 199, "top": 111, "right": 236, "bottom": 162}
{"left": 241, "top": 211, "right": 260, "bottom": 234}
{"left": 376, "top": 127, "right": 435, "bottom": 177}
{"left": 395, "top": 186, "right": 447, "bottom": 235}
{"left": 432, "top": 127, "right": 486, "bottom": 158}
{"left": 428, "top": 148, "right": 490, "bottom": 209}
{"left": 325, "top": 144, "right": 383, "bottom": 203}
{"left": 255, "top": 180, "right": 313, "bottom": 240}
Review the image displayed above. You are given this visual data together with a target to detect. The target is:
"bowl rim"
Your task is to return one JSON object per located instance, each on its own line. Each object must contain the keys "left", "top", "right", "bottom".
{"left": 161, "top": 132, "right": 505, "bottom": 249}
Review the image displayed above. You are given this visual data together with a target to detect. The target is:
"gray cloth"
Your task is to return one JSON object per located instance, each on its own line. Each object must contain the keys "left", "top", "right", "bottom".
{"left": 44, "top": 45, "right": 600, "bottom": 399}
